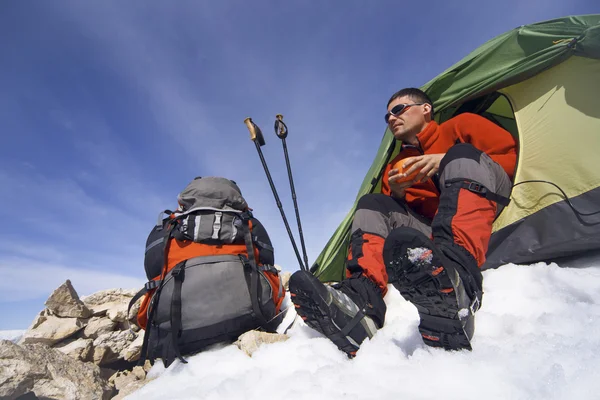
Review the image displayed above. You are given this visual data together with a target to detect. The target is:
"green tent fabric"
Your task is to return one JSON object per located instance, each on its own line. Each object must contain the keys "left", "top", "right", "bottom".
{"left": 312, "top": 14, "right": 600, "bottom": 283}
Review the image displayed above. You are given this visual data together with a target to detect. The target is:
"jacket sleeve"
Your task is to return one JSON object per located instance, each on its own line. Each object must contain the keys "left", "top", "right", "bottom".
{"left": 380, "top": 154, "right": 439, "bottom": 220}
{"left": 452, "top": 113, "right": 518, "bottom": 180}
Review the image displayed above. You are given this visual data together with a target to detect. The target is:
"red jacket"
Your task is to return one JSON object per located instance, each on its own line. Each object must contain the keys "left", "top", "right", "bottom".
{"left": 381, "top": 113, "right": 518, "bottom": 220}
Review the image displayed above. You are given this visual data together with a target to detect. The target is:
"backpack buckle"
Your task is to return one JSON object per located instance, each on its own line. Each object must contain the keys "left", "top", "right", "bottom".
{"left": 171, "top": 264, "right": 185, "bottom": 279}
{"left": 240, "top": 210, "right": 253, "bottom": 221}
{"left": 467, "top": 182, "right": 487, "bottom": 195}
{"left": 145, "top": 280, "right": 161, "bottom": 290}
{"left": 238, "top": 254, "right": 250, "bottom": 266}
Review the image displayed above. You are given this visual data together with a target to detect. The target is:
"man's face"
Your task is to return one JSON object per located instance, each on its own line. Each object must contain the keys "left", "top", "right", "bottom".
{"left": 386, "top": 96, "right": 430, "bottom": 142}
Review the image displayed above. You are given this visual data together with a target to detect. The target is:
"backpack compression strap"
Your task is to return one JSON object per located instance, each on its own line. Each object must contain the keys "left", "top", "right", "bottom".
{"left": 240, "top": 211, "right": 277, "bottom": 332}
{"left": 168, "top": 261, "right": 188, "bottom": 365}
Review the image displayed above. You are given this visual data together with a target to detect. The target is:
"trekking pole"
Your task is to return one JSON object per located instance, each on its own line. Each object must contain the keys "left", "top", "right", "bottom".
{"left": 274, "top": 114, "right": 309, "bottom": 271}
{"left": 244, "top": 117, "right": 308, "bottom": 272}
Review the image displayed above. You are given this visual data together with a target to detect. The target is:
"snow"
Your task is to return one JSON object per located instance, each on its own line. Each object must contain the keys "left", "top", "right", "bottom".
{"left": 0, "top": 330, "right": 24, "bottom": 343}
{"left": 124, "top": 262, "right": 600, "bottom": 400}
{"left": 3, "top": 262, "right": 599, "bottom": 399}
{"left": 407, "top": 247, "right": 433, "bottom": 265}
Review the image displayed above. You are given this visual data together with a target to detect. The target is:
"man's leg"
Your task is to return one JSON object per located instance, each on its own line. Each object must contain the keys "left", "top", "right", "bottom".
{"left": 384, "top": 143, "right": 511, "bottom": 350}
{"left": 346, "top": 194, "right": 432, "bottom": 295}
{"left": 290, "top": 193, "right": 431, "bottom": 356}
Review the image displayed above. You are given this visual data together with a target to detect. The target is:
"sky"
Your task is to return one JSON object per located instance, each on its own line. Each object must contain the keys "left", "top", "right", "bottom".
{"left": 128, "top": 262, "right": 600, "bottom": 400}
{"left": 0, "top": 1, "right": 598, "bottom": 329}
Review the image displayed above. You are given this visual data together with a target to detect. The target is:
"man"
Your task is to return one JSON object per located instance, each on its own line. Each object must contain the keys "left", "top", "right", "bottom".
{"left": 289, "top": 88, "right": 517, "bottom": 356}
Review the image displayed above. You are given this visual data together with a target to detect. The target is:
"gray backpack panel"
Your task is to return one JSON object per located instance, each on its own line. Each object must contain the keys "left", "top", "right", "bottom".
{"left": 152, "top": 255, "right": 273, "bottom": 330}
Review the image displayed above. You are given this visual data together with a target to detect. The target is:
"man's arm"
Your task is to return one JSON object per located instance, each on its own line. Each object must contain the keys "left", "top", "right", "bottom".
{"left": 452, "top": 113, "right": 518, "bottom": 180}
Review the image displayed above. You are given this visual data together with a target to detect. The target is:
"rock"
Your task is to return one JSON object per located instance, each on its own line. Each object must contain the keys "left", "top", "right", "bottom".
{"left": 106, "top": 303, "right": 130, "bottom": 323}
{"left": 45, "top": 280, "right": 92, "bottom": 319}
{"left": 81, "top": 289, "right": 139, "bottom": 320}
{"left": 121, "top": 321, "right": 140, "bottom": 332}
{"left": 127, "top": 297, "right": 142, "bottom": 323}
{"left": 0, "top": 339, "right": 114, "bottom": 400}
{"left": 131, "top": 365, "right": 146, "bottom": 381}
{"left": 19, "top": 311, "right": 87, "bottom": 346}
{"left": 82, "top": 288, "right": 138, "bottom": 307}
{"left": 279, "top": 271, "right": 291, "bottom": 291}
{"left": 235, "top": 330, "right": 289, "bottom": 356}
{"left": 109, "top": 366, "right": 151, "bottom": 400}
{"left": 92, "top": 331, "right": 137, "bottom": 366}
{"left": 142, "top": 359, "right": 153, "bottom": 373}
{"left": 56, "top": 338, "right": 93, "bottom": 362}
{"left": 99, "top": 367, "right": 118, "bottom": 382}
{"left": 82, "top": 317, "right": 118, "bottom": 339}
{"left": 120, "top": 332, "right": 144, "bottom": 362}
{"left": 93, "top": 345, "right": 119, "bottom": 367}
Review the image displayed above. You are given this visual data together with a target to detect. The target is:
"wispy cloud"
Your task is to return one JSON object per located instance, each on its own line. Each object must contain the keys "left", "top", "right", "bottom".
{"left": 48, "top": 2, "right": 380, "bottom": 270}
{"left": 2, "top": 0, "right": 596, "bottom": 329}
{"left": 0, "top": 258, "right": 143, "bottom": 302}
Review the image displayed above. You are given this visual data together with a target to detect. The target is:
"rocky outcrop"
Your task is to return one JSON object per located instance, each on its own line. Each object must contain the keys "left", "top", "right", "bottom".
{"left": 0, "top": 339, "right": 114, "bottom": 400}
{"left": 13, "top": 281, "right": 145, "bottom": 399}
{"left": 11, "top": 275, "right": 292, "bottom": 399}
{"left": 19, "top": 286, "right": 142, "bottom": 367}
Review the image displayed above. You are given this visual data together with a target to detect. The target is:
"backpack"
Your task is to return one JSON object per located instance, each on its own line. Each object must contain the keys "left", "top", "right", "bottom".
{"left": 128, "top": 177, "right": 286, "bottom": 367}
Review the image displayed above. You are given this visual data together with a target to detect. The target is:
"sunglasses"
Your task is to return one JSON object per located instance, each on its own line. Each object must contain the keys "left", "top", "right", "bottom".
{"left": 385, "top": 103, "right": 425, "bottom": 124}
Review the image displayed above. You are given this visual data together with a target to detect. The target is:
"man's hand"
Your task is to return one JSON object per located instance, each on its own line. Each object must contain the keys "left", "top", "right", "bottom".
{"left": 401, "top": 153, "right": 445, "bottom": 183}
{"left": 388, "top": 168, "right": 414, "bottom": 199}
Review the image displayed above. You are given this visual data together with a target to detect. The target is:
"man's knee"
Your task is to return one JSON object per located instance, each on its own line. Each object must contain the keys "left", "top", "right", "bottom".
{"left": 439, "top": 143, "right": 482, "bottom": 175}
{"left": 439, "top": 143, "right": 503, "bottom": 191}
{"left": 356, "top": 193, "right": 407, "bottom": 215}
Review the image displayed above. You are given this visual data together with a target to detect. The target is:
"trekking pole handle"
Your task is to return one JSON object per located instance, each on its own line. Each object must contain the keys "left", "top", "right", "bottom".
{"left": 274, "top": 114, "right": 288, "bottom": 139}
{"left": 244, "top": 117, "right": 266, "bottom": 146}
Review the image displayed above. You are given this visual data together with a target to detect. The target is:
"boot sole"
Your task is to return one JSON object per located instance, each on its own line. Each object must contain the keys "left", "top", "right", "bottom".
{"left": 384, "top": 231, "right": 472, "bottom": 351}
{"left": 289, "top": 271, "right": 360, "bottom": 357}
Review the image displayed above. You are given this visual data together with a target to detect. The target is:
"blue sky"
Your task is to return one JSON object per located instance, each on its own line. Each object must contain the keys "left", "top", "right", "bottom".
{"left": 0, "top": 1, "right": 596, "bottom": 329}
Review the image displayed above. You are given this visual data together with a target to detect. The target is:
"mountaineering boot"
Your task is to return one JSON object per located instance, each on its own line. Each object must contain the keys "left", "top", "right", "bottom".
{"left": 383, "top": 227, "right": 479, "bottom": 351}
{"left": 289, "top": 270, "right": 384, "bottom": 357}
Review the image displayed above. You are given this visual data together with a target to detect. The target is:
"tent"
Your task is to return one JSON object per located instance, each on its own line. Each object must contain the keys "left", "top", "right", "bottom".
{"left": 312, "top": 14, "right": 600, "bottom": 283}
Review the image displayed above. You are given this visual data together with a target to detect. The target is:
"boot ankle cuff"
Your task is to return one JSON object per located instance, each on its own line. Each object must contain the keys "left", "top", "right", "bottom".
{"left": 339, "top": 274, "right": 386, "bottom": 328}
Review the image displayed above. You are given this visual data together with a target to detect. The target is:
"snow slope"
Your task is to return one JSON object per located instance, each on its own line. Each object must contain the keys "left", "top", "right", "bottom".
{"left": 125, "top": 262, "right": 600, "bottom": 400}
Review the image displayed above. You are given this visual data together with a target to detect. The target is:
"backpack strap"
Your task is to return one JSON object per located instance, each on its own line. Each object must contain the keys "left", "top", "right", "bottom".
{"left": 168, "top": 261, "right": 188, "bottom": 365}
{"left": 127, "top": 279, "right": 162, "bottom": 331}
{"left": 239, "top": 211, "right": 278, "bottom": 332}
{"left": 253, "top": 236, "right": 274, "bottom": 252}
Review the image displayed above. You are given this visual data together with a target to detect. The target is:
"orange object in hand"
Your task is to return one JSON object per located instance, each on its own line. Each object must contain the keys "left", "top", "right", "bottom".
{"left": 392, "top": 158, "right": 420, "bottom": 184}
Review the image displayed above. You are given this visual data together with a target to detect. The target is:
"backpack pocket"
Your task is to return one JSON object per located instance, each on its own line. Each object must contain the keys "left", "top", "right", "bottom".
{"left": 178, "top": 211, "right": 242, "bottom": 244}
{"left": 146, "top": 254, "right": 279, "bottom": 366}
